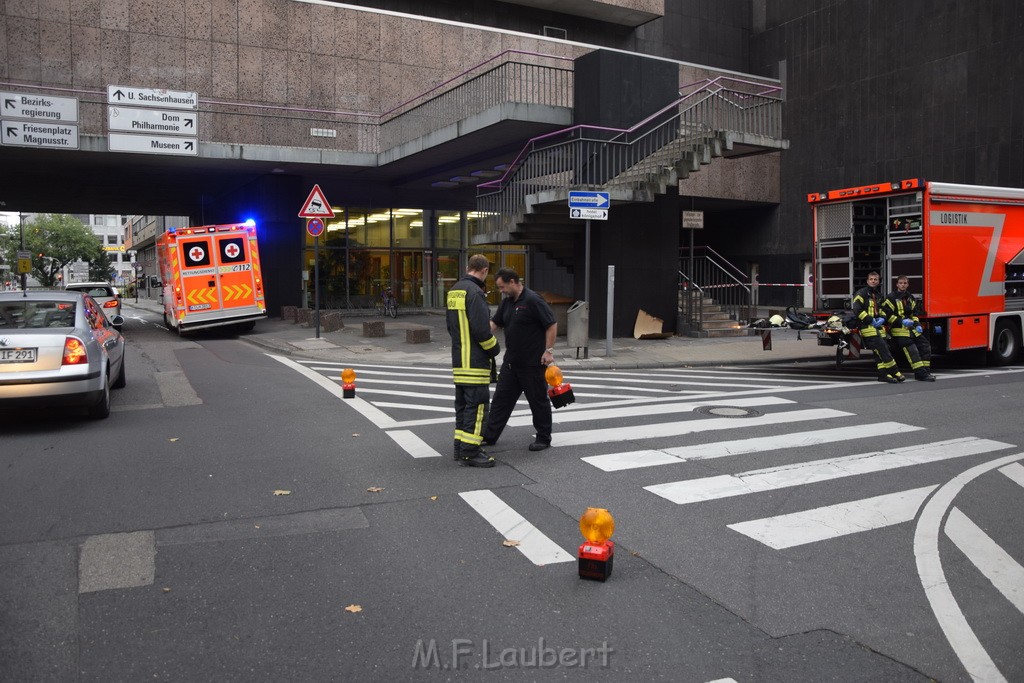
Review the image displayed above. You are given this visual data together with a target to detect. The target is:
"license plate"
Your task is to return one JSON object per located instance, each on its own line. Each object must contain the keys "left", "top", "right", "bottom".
{"left": 0, "top": 348, "right": 37, "bottom": 363}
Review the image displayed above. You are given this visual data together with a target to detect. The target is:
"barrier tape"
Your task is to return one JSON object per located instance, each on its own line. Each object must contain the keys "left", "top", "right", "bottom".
{"left": 684, "top": 282, "right": 807, "bottom": 289}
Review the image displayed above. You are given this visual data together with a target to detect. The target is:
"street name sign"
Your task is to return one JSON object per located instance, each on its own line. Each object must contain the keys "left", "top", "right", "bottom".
{"left": 107, "top": 85, "right": 198, "bottom": 110}
{"left": 568, "top": 191, "right": 611, "bottom": 209}
{"left": 108, "top": 106, "right": 197, "bottom": 135}
{"left": 570, "top": 207, "right": 609, "bottom": 220}
{"left": 1, "top": 120, "right": 79, "bottom": 149}
{"left": 2, "top": 91, "right": 79, "bottom": 122}
{"left": 108, "top": 132, "right": 197, "bottom": 156}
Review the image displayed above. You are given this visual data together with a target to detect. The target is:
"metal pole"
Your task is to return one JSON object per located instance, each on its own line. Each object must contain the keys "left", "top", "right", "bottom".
{"left": 584, "top": 219, "right": 591, "bottom": 304}
{"left": 606, "top": 265, "right": 614, "bottom": 357}
{"left": 314, "top": 234, "right": 321, "bottom": 339}
{"left": 19, "top": 212, "right": 26, "bottom": 295}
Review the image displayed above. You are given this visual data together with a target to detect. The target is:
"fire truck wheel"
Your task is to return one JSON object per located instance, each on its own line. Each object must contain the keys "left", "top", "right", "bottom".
{"left": 988, "top": 320, "right": 1020, "bottom": 366}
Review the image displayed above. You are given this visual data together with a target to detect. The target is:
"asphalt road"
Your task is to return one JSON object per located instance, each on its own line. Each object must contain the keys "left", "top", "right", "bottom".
{"left": 1, "top": 309, "right": 1021, "bottom": 682}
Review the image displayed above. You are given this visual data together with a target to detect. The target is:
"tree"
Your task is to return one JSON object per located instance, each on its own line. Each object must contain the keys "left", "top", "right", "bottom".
{"left": 0, "top": 214, "right": 105, "bottom": 287}
{"left": 87, "top": 248, "right": 115, "bottom": 282}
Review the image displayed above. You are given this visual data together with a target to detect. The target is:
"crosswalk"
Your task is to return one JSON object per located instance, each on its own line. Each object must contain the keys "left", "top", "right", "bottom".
{"left": 271, "top": 354, "right": 1024, "bottom": 680}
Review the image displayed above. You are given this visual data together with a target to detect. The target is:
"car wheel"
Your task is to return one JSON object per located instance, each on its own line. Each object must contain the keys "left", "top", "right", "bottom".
{"left": 88, "top": 375, "right": 111, "bottom": 419}
{"left": 112, "top": 355, "right": 126, "bottom": 389}
{"left": 987, "top": 320, "right": 1020, "bottom": 366}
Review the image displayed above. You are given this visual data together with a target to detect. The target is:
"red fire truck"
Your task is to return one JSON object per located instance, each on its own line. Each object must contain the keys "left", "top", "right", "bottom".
{"left": 809, "top": 179, "right": 1024, "bottom": 365}
{"left": 156, "top": 221, "right": 267, "bottom": 334}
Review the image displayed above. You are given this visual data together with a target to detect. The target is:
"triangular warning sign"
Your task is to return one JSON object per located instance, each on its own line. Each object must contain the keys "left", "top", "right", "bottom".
{"left": 298, "top": 184, "right": 334, "bottom": 217}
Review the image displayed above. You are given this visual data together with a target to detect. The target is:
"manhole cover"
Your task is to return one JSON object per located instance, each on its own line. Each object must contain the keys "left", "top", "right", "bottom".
{"left": 695, "top": 405, "right": 762, "bottom": 418}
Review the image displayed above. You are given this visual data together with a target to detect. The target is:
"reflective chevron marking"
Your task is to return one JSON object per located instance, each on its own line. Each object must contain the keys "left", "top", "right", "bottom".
{"left": 945, "top": 507, "right": 1024, "bottom": 614}
{"left": 583, "top": 421, "right": 923, "bottom": 472}
{"left": 554, "top": 407, "right": 850, "bottom": 448}
{"left": 645, "top": 437, "right": 1015, "bottom": 505}
{"left": 459, "top": 490, "right": 574, "bottom": 566}
{"left": 727, "top": 486, "right": 937, "bottom": 549}
{"left": 386, "top": 430, "right": 442, "bottom": 458}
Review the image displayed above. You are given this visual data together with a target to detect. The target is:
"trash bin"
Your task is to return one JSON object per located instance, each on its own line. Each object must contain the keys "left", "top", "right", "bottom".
{"left": 567, "top": 300, "right": 589, "bottom": 348}
{"left": 538, "top": 291, "right": 574, "bottom": 337}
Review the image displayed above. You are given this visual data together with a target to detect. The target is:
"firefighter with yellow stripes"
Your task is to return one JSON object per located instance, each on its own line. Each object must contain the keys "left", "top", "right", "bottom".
{"left": 852, "top": 271, "right": 905, "bottom": 383}
{"left": 883, "top": 275, "right": 936, "bottom": 381}
{"left": 446, "top": 254, "right": 501, "bottom": 467}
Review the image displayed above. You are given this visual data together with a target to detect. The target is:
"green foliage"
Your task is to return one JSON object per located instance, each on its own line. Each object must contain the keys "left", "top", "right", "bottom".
{"left": 88, "top": 251, "right": 115, "bottom": 281}
{"left": 0, "top": 214, "right": 107, "bottom": 287}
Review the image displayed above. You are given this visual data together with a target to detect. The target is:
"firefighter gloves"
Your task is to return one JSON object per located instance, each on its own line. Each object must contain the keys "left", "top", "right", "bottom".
{"left": 902, "top": 318, "right": 914, "bottom": 328}
{"left": 915, "top": 325, "right": 923, "bottom": 334}
{"left": 872, "top": 317, "right": 885, "bottom": 328}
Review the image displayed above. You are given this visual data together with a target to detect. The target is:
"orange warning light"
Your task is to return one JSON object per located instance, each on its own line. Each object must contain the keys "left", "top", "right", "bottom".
{"left": 578, "top": 507, "right": 615, "bottom": 582}
{"left": 544, "top": 364, "right": 575, "bottom": 409}
{"left": 341, "top": 368, "right": 356, "bottom": 398}
{"left": 545, "top": 364, "right": 563, "bottom": 386}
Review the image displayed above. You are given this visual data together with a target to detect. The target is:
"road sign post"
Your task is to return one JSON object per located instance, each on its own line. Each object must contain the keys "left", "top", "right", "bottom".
{"left": 567, "top": 191, "right": 612, "bottom": 360}
{"left": 300, "top": 190, "right": 334, "bottom": 338}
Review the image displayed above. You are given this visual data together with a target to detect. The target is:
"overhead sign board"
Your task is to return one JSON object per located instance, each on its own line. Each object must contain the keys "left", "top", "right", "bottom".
{"left": 682, "top": 210, "right": 704, "bottom": 229}
{"left": 568, "top": 191, "right": 611, "bottom": 209}
{"left": 2, "top": 91, "right": 79, "bottom": 122}
{"left": 107, "top": 85, "right": 198, "bottom": 110}
{"left": 108, "top": 106, "right": 197, "bottom": 135}
{"left": 570, "top": 208, "right": 609, "bottom": 220}
{"left": 1, "top": 120, "right": 79, "bottom": 149}
{"left": 108, "top": 132, "right": 197, "bottom": 156}
{"left": 299, "top": 184, "right": 334, "bottom": 218}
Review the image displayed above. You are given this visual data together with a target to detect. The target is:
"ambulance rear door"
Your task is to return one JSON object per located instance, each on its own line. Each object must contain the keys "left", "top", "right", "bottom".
{"left": 212, "top": 227, "right": 261, "bottom": 311}
{"left": 178, "top": 232, "right": 222, "bottom": 316}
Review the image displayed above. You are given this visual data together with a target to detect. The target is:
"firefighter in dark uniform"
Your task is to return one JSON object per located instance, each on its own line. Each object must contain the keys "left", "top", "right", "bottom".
{"left": 482, "top": 267, "right": 557, "bottom": 451}
{"left": 852, "top": 271, "right": 905, "bottom": 383}
{"left": 446, "top": 254, "right": 501, "bottom": 467}
{"left": 882, "top": 275, "right": 935, "bottom": 381}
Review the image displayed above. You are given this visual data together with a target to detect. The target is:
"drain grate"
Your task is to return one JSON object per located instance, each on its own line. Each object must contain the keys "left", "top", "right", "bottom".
{"left": 695, "top": 405, "right": 762, "bottom": 418}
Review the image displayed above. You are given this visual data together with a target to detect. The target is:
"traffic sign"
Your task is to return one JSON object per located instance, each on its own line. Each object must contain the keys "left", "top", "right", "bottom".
{"left": 307, "top": 218, "right": 325, "bottom": 237}
{"left": 108, "top": 106, "right": 197, "bottom": 135}
{"left": 1, "top": 120, "right": 79, "bottom": 149}
{"left": 2, "top": 91, "right": 79, "bottom": 122}
{"left": 108, "top": 132, "right": 197, "bottom": 155}
{"left": 107, "top": 85, "right": 198, "bottom": 110}
{"left": 682, "top": 210, "right": 704, "bottom": 229}
{"left": 570, "top": 207, "right": 609, "bottom": 220}
{"left": 568, "top": 191, "right": 610, "bottom": 209}
{"left": 17, "top": 251, "right": 31, "bottom": 274}
{"left": 299, "top": 184, "right": 334, "bottom": 218}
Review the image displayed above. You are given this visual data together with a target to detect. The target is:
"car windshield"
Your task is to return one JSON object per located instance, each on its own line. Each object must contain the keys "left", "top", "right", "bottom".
{"left": 0, "top": 301, "right": 77, "bottom": 328}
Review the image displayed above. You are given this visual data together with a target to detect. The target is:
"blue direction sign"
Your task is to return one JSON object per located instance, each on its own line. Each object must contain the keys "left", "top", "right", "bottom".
{"left": 568, "top": 191, "right": 610, "bottom": 209}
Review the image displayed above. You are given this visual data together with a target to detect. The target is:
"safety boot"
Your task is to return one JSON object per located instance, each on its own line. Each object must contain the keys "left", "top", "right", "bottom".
{"left": 877, "top": 375, "right": 899, "bottom": 384}
{"left": 459, "top": 449, "right": 495, "bottom": 468}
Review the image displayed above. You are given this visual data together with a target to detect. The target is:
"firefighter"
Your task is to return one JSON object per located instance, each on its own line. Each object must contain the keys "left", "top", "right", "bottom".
{"left": 446, "top": 254, "right": 501, "bottom": 467}
{"left": 883, "top": 275, "right": 935, "bottom": 381}
{"left": 852, "top": 271, "right": 904, "bottom": 383}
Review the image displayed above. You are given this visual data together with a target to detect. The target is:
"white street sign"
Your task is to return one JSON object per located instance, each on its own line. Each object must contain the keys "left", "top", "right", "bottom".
{"left": 1, "top": 91, "right": 79, "bottom": 122}
{"left": 682, "top": 210, "right": 704, "bottom": 229}
{"left": 108, "top": 106, "right": 197, "bottom": 135}
{"left": 570, "top": 207, "right": 609, "bottom": 220}
{"left": 1, "top": 120, "right": 79, "bottom": 149}
{"left": 107, "top": 85, "right": 198, "bottom": 110}
{"left": 108, "top": 132, "right": 197, "bottom": 156}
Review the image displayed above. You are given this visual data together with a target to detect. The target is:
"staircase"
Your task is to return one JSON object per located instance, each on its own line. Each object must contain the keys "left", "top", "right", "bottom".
{"left": 678, "top": 247, "right": 755, "bottom": 337}
{"left": 474, "top": 76, "right": 789, "bottom": 268}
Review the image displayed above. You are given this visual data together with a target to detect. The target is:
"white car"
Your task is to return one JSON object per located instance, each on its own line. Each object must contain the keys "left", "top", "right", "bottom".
{"left": 0, "top": 291, "right": 126, "bottom": 419}
{"left": 64, "top": 282, "right": 122, "bottom": 325}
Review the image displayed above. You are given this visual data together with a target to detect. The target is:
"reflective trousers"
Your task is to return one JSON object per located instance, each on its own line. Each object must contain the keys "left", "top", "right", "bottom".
{"left": 454, "top": 384, "right": 490, "bottom": 454}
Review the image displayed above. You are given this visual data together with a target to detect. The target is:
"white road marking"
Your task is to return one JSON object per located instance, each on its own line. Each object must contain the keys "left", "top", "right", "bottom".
{"left": 728, "top": 486, "right": 937, "bottom": 549}
{"left": 646, "top": 437, "right": 1014, "bottom": 505}
{"left": 555, "top": 407, "right": 850, "bottom": 448}
{"left": 944, "top": 507, "right": 1024, "bottom": 614}
{"left": 914, "top": 452, "right": 1024, "bottom": 683}
{"left": 511, "top": 395, "right": 794, "bottom": 428}
{"left": 999, "top": 461, "right": 1024, "bottom": 489}
{"left": 583, "top": 421, "right": 922, "bottom": 472}
{"left": 267, "top": 354, "right": 396, "bottom": 428}
{"left": 458, "top": 489, "right": 574, "bottom": 566}
{"left": 373, "top": 402, "right": 452, "bottom": 414}
{"left": 386, "top": 430, "right": 442, "bottom": 458}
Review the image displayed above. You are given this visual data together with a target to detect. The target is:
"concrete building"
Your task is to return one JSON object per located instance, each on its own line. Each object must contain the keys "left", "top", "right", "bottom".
{"left": 1, "top": 1, "right": 1021, "bottom": 335}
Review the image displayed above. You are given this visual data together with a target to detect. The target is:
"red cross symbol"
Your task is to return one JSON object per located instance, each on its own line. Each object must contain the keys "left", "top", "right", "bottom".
{"left": 189, "top": 246, "right": 205, "bottom": 262}
{"left": 224, "top": 243, "right": 241, "bottom": 259}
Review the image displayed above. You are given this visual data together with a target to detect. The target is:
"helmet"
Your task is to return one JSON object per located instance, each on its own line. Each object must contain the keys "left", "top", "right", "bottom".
{"left": 769, "top": 314, "right": 786, "bottom": 327}
{"left": 784, "top": 306, "right": 815, "bottom": 330}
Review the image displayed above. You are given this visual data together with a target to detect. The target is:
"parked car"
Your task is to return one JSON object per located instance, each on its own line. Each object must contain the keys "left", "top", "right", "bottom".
{"left": 0, "top": 291, "right": 126, "bottom": 419}
{"left": 64, "top": 282, "right": 122, "bottom": 325}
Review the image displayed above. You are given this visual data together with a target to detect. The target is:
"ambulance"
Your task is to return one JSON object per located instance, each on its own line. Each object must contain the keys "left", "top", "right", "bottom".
{"left": 156, "top": 220, "right": 267, "bottom": 333}
{"left": 809, "top": 178, "right": 1024, "bottom": 365}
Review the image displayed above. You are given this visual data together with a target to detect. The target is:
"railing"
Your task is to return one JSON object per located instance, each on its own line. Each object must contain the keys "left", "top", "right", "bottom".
{"left": 475, "top": 76, "right": 784, "bottom": 240}
{"left": 677, "top": 273, "right": 704, "bottom": 334}
{"left": 379, "top": 50, "right": 574, "bottom": 152}
{"left": 679, "top": 246, "right": 753, "bottom": 328}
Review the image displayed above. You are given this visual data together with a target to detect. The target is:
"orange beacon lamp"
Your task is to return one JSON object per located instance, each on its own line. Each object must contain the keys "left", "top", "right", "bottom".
{"left": 578, "top": 507, "right": 615, "bottom": 581}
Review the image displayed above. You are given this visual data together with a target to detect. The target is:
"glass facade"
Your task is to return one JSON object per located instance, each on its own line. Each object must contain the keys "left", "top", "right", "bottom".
{"left": 303, "top": 208, "right": 526, "bottom": 310}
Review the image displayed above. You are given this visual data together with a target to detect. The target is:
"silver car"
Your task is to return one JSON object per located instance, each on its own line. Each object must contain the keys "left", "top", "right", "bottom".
{"left": 0, "top": 291, "right": 126, "bottom": 419}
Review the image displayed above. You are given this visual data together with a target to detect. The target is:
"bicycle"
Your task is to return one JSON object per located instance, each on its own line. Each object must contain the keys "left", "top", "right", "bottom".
{"left": 376, "top": 285, "right": 398, "bottom": 318}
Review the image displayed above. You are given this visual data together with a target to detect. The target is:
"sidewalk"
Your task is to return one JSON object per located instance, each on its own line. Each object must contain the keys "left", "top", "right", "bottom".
{"left": 124, "top": 299, "right": 837, "bottom": 369}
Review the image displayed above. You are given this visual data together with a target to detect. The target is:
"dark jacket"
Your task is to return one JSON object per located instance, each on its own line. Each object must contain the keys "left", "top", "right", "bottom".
{"left": 852, "top": 284, "right": 885, "bottom": 337}
{"left": 882, "top": 289, "right": 923, "bottom": 338}
{"left": 446, "top": 274, "right": 499, "bottom": 385}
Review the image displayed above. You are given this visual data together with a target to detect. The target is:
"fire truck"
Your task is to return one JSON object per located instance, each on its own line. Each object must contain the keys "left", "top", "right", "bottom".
{"left": 809, "top": 178, "right": 1024, "bottom": 365}
{"left": 156, "top": 220, "right": 266, "bottom": 334}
